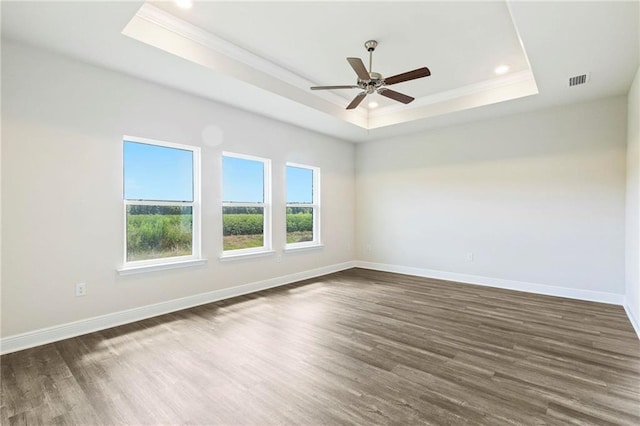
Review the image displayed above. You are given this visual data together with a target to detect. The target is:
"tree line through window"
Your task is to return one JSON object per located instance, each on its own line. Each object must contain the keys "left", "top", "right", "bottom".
{"left": 123, "top": 137, "right": 320, "bottom": 267}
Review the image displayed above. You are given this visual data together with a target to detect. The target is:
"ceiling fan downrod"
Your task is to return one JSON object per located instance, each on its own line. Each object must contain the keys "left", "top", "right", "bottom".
{"left": 365, "top": 40, "right": 378, "bottom": 73}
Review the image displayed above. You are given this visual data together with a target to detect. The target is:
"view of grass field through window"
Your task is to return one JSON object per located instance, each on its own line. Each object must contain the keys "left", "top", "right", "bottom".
{"left": 286, "top": 207, "right": 313, "bottom": 243}
{"left": 286, "top": 165, "right": 316, "bottom": 244}
{"left": 222, "top": 206, "right": 264, "bottom": 250}
{"left": 222, "top": 155, "right": 269, "bottom": 251}
{"left": 125, "top": 143, "right": 317, "bottom": 261}
{"left": 124, "top": 140, "right": 196, "bottom": 262}
{"left": 126, "top": 205, "right": 193, "bottom": 261}
{"left": 127, "top": 206, "right": 313, "bottom": 257}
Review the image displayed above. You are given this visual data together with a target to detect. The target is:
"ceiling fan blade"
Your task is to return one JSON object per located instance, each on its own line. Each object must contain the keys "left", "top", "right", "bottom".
{"left": 384, "top": 67, "right": 431, "bottom": 85}
{"left": 310, "top": 85, "right": 359, "bottom": 90}
{"left": 347, "top": 57, "right": 370, "bottom": 81}
{"left": 346, "top": 92, "right": 367, "bottom": 110}
{"left": 378, "top": 88, "right": 415, "bottom": 104}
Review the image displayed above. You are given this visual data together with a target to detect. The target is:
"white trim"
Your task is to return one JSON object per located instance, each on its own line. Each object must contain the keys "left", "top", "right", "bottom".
{"left": 4, "top": 260, "right": 636, "bottom": 354}
{"left": 222, "top": 152, "right": 272, "bottom": 255}
{"left": 222, "top": 151, "right": 268, "bottom": 164}
{"left": 118, "top": 258, "right": 207, "bottom": 275}
{"left": 134, "top": 3, "right": 353, "bottom": 110}
{"left": 285, "top": 163, "right": 321, "bottom": 248}
{"left": 623, "top": 301, "right": 640, "bottom": 341}
{"left": 370, "top": 70, "right": 535, "bottom": 117}
{"left": 124, "top": 200, "right": 193, "bottom": 207}
{"left": 367, "top": 76, "right": 538, "bottom": 130}
{"left": 219, "top": 249, "right": 276, "bottom": 261}
{"left": 124, "top": 134, "right": 199, "bottom": 152}
{"left": 221, "top": 202, "right": 266, "bottom": 208}
{"left": 128, "top": 3, "right": 535, "bottom": 130}
{"left": 284, "top": 243, "right": 324, "bottom": 253}
{"left": 355, "top": 261, "right": 625, "bottom": 305}
{"left": 286, "top": 161, "right": 319, "bottom": 170}
{"left": 505, "top": 0, "right": 537, "bottom": 83}
{"left": 0, "top": 261, "right": 357, "bottom": 355}
{"left": 122, "top": 136, "right": 202, "bottom": 269}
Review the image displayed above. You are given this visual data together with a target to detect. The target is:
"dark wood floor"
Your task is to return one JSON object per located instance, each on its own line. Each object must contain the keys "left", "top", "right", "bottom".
{"left": 2, "top": 268, "right": 639, "bottom": 425}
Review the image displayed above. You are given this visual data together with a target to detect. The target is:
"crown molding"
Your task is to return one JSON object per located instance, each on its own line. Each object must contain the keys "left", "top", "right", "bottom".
{"left": 135, "top": 3, "right": 356, "bottom": 112}
{"left": 127, "top": 3, "right": 537, "bottom": 131}
{"left": 371, "top": 70, "right": 536, "bottom": 117}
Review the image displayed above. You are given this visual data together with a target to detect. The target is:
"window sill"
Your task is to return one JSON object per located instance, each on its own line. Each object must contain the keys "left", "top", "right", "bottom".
{"left": 219, "top": 250, "right": 276, "bottom": 262}
{"left": 118, "top": 258, "right": 207, "bottom": 276}
{"left": 284, "top": 243, "right": 324, "bottom": 253}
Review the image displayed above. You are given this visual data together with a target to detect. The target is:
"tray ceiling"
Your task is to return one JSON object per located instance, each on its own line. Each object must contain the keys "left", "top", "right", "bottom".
{"left": 127, "top": 1, "right": 538, "bottom": 129}
{"left": 1, "top": 1, "right": 638, "bottom": 142}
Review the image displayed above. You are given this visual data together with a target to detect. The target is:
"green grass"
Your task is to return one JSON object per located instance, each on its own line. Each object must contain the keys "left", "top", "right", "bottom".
{"left": 286, "top": 231, "right": 313, "bottom": 244}
{"left": 223, "top": 234, "right": 264, "bottom": 251}
{"left": 127, "top": 212, "right": 193, "bottom": 261}
{"left": 286, "top": 212, "right": 312, "bottom": 233}
{"left": 223, "top": 213, "right": 264, "bottom": 235}
{"left": 127, "top": 211, "right": 315, "bottom": 258}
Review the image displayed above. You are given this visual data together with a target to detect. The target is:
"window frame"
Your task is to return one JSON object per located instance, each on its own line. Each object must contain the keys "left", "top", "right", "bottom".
{"left": 285, "top": 162, "right": 321, "bottom": 250}
{"left": 121, "top": 135, "right": 202, "bottom": 270}
{"left": 221, "top": 151, "right": 272, "bottom": 258}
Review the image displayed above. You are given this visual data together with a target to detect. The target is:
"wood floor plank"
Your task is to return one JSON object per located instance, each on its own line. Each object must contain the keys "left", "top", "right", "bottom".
{"left": 1, "top": 268, "right": 639, "bottom": 424}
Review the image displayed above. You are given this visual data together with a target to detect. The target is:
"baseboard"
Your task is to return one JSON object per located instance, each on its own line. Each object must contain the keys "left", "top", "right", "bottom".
{"left": 0, "top": 261, "right": 356, "bottom": 355}
{"left": 623, "top": 301, "right": 640, "bottom": 340}
{"left": 355, "top": 261, "right": 625, "bottom": 305}
{"left": 3, "top": 260, "right": 634, "bottom": 354}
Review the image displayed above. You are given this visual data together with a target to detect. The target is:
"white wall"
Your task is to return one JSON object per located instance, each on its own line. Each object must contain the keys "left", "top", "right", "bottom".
{"left": 1, "top": 37, "right": 635, "bottom": 343}
{"left": 356, "top": 96, "right": 628, "bottom": 298}
{"left": 1, "top": 40, "right": 355, "bottom": 338}
{"left": 626, "top": 65, "right": 640, "bottom": 331}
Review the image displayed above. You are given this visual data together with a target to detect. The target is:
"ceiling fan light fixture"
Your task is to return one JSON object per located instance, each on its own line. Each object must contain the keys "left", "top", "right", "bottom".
{"left": 494, "top": 64, "right": 510, "bottom": 75}
{"left": 175, "top": 0, "right": 193, "bottom": 9}
{"left": 368, "top": 101, "right": 379, "bottom": 109}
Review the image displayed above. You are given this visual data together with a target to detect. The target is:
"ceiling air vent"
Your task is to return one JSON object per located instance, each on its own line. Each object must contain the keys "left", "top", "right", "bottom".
{"left": 569, "top": 73, "right": 589, "bottom": 87}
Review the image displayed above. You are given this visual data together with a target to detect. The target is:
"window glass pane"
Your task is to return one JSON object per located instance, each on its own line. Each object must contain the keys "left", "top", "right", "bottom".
{"left": 223, "top": 206, "right": 264, "bottom": 250}
{"left": 286, "top": 207, "right": 313, "bottom": 243}
{"left": 124, "top": 141, "right": 193, "bottom": 202}
{"left": 286, "top": 166, "right": 313, "bottom": 204}
{"left": 223, "top": 156, "right": 264, "bottom": 203}
{"left": 126, "top": 205, "right": 193, "bottom": 261}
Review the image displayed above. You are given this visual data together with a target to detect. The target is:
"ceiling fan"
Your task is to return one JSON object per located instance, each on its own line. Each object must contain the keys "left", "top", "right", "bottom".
{"left": 310, "top": 40, "right": 431, "bottom": 110}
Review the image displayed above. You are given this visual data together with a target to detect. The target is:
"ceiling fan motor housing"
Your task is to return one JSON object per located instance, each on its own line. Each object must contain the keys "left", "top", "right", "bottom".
{"left": 359, "top": 71, "right": 383, "bottom": 94}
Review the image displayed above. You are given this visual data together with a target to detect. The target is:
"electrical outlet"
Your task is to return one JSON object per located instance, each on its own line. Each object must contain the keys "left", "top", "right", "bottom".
{"left": 75, "top": 283, "right": 87, "bottom": 297}
{"left": 467, "top": 252, "right": 474, "bottom": 262}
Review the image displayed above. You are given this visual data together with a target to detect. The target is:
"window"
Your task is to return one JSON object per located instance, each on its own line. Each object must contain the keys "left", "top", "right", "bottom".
{"left": 222, "top": 152, "right": 271, "bottom": 255}
{"left": 123, "top": 136, "right": 200, "bottom": 267}
{"left": 286, "top": 163, "right": 320, "bottom": 248}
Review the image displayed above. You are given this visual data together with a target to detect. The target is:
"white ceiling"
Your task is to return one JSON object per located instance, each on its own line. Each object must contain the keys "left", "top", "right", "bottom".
{"left": 1, "top": 1, "right": 638, "bottom": 143}
{"left": 150, "top": 1, "right": 530, "bottom": 99}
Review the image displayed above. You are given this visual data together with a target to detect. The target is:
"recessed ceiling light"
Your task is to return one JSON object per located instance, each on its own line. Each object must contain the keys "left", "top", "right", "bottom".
{"left": 368, "top": 101, "right": 379, "bottom": 109}
{"left": 175, "top": 0, "right": 193, "bottom": 9}
{"left": 494, "top": 64, "right": 510, "bottom": 75}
